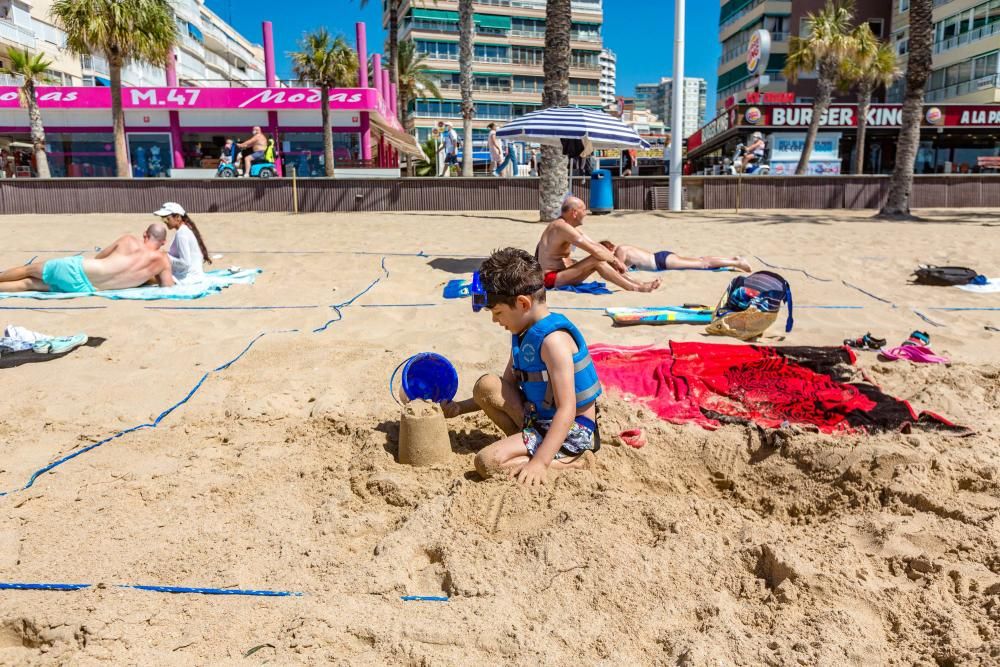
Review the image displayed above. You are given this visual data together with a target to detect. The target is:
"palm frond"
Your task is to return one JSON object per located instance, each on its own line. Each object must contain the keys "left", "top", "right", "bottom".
{"left": 50, "top": 0, "right": 177, "bottom": 66}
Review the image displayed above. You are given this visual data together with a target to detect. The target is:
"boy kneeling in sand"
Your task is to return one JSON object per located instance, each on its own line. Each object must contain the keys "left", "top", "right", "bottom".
{"left": 442, "top": 248, "right": 601, "bottom": 487}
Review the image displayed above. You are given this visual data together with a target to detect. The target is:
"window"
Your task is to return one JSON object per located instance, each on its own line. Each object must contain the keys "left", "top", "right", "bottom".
{"left": 899, "top": 0, "right": 909, "bottom": 12}
{"left": 895, "top": 27, "right": 909, "bottom": 55}
{"left": 799, "top": 18, "right": 812, "bottom": 37}
{"left": 415, "top": 40, "right": 459, "bottom": 60}
{"left": 867, "top": 19, "right": 884, "bottom": 38}
{"left": 475, "top": 44, "right": 509, "bottom": 63}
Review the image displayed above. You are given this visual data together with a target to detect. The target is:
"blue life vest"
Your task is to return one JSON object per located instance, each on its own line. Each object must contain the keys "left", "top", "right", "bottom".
{"left": 511, "top": 313, "right": 602, "bottom": 420}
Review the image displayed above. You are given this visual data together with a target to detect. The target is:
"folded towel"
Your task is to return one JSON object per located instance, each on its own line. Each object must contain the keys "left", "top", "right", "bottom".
{"left": 551, "top": 281, "right": 613, "bottom": 295}
{"left": 443, "top": 278, "right": 612, "bottom": 298}
{"left": 956, "top": 277, "right": 1000, "bottom": 293}
{"left": 0, "top": 269, "right": 261, "bottom": 301}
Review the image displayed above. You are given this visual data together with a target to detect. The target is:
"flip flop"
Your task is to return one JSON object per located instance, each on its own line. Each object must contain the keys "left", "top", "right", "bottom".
{"left": 879, "top": 344, "right": 950, "bottom": 364}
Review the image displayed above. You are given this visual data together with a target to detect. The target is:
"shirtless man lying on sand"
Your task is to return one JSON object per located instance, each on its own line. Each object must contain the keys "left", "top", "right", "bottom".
{"left": 0, "top": 223, "right": 175, "bottom": 293}
{"left": 535, "top": 196, "right": 660, "bottom": 292}
{"left": 598, "top": 240, "right": 752, "bottom": 273}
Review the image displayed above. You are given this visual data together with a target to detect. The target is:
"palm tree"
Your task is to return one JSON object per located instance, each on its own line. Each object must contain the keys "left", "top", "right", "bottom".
{"left": 783, "top": 0, "right": 855, "bottom": 175}
{"left": 391, "top": 41, "right": 441, "bottom": 128}
{"left": 540, "top": 0, "right": 572, "bottom": 221}
{"left": 414, "top": 137, "right": 438, "bottom": 176}
{"left": 458, "top": 0, "right": 475, "bottom": 176}
{"left": 840, "top": 25, "right": 898, "bottom": 175}
{"left": 291, "top": 30, "right": 359, "bottom": 177}
{"left": 879, "top": 0, "right": 933, "bottom": 218}
{"left": 2, "top": 47, "right": 52, "bottom": 178}
{"left": 51, "top": 0, "right": 177, "bottom": 178}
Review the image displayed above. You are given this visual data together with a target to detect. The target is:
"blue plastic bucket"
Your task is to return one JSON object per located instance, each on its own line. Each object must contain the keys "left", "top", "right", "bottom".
{"left": 390, "top": 352, "right": 459, "bottom": 404}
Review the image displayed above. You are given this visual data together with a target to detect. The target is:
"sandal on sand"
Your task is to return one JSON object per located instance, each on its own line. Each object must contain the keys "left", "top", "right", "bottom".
{"left": 879, "top": 344, "right": 950, "bottom": 364}
{"left": 844, "top": 332, "right": 886, "bottom": 350}
{"left": 902, "top": 330, "right": 930, "bottom": 347}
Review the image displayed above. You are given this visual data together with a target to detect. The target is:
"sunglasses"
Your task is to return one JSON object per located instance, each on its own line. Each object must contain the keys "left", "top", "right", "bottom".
{"left": 469, "top": 272, "right": 544, "bottom": 312}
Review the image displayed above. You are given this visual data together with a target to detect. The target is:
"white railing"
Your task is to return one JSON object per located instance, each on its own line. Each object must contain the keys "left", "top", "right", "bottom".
{"left": 934, "top": 22, "right": 1000, "bottom": 54}
{"left": 0, "top": 19, "right": 36, "bottom": 49}
{"left": 0, "top": 73, "right": 25, "bottom": 87}
{"left": 202, "top": 50, "right": 230, "bottom": 73}
{"left": 926, "top": 73, "right": 1000, "bottom": 101}
{"left": 720, "top": 0, "right": 791, "bottom": 31}
{"left": 80, "top": 54, "right": 110, "bottom": 75}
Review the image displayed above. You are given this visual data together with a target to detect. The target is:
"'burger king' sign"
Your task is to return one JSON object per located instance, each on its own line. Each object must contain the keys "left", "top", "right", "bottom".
{"left": 746, "top": 30, "right": 772, "bottom": 76}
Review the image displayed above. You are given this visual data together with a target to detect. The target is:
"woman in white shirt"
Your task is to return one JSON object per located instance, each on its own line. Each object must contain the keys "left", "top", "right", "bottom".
{"left": 154, "top": 202, "right": 211, "bottom": 283}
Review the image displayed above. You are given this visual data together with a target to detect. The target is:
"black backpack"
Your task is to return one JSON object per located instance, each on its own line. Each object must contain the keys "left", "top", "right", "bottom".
{"left": 912, "top": 266, "right": 979, "bottom": 286}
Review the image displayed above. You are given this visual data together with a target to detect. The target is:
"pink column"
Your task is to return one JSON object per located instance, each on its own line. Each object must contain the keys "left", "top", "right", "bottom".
{"left": 262, "top": 21, "right": 277, "bottom": 87}
{"left": 168, "top": 111, "right": 184, "bottom": 169}
{"left": 389, "top": 83, "right": 398, "bottom": 119}
{"left": 268, "top": 110, "right": 282, "bottom": 177}
{"left": 360, "top": 113, "right": 372, "bottom": 163}
{"left": 373, "top": 54, "right": 383, "bottom": 99}
{"left": 165, "top": 48, "right": 178, "bottom": 87}
{"left": 356, "top": 23, "right": 368, "bottom": 87}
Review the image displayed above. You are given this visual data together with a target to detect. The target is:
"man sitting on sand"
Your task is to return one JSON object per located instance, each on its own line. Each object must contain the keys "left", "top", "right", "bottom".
{"left": 535, "top": 196, "right": 661, "bottom": 292}
{"left": 0, "top": 223, "right": 175, "bottom": 293}
{"left": 599, "top": 240, "right": 752, "bottom": 273}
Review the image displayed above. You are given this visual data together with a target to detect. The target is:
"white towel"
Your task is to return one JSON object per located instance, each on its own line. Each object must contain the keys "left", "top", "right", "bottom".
{"left": 957, "top": 277, "right": 1000, "bottom": 293}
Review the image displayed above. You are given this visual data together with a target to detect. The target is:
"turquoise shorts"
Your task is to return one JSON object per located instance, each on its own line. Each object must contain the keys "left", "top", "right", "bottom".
{"left": 522, "top": 415, "right": 597, "bottom": 460}
{"left": 42, "top": 256, "right": 95, "bottom": 293}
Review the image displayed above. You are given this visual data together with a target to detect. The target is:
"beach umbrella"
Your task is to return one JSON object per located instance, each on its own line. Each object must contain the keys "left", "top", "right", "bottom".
{"left": 496, "top": 106, "right": 650, "bottom": 150}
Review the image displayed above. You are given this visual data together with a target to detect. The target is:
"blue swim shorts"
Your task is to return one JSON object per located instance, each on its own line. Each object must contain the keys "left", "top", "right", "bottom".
{"left": 654, "top": 250, "right": 674, "bottom": 271}
{"left": 42, "top": 256, "right": 95, "bottom": 293}
{"left": 522, "top": 415, "right": 598, "bottom": 460}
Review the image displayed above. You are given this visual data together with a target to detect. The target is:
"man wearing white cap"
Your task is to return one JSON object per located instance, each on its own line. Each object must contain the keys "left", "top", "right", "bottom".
{"left": 153, "top": 202, "right": 211, "bottom": 283}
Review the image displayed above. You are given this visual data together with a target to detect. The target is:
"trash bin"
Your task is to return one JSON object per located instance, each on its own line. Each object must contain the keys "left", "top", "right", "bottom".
{"left": 589, "top": 169, "right": 613, "bottom": 214}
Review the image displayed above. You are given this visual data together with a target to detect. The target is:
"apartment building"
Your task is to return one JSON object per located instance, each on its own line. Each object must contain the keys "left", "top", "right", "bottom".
{"left": 891, "top": 0, "right": 1000, "bottom": 103}
{"left": 716, "top": 0, "right": 894, "bottom": 111}
{"left": 0, "top": 0, "right": 265, "bottom": 88}
{"left": 642, "top": 77, "right": 708, "bottom": 139}
{"left": 387, "top": 0, "right": 606, "bottom": 146}
{"left": 599, "top": 47, "right": 616, "bottom": 105}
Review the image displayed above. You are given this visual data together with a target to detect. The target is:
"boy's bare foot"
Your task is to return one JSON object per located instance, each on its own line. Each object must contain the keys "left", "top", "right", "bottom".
{"left": 548, "top": 450, "right": 597, "bottom": 480}
{"left": 637, "top": 278, "right": 661, "bottom": 292}
{"left": 735, "top": 257, "right": 752, "bottom": 272}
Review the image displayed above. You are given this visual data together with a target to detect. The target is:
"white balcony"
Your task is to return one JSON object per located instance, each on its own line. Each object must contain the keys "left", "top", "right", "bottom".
{"left": 0, "top": 19, "right": 36, "bottom": 49}
{"left": 80, "top": 54, "right": 110, "bottom": 75}
{"left": 926, "top": 73, "right": 1000, "bottom": 101}
{"left": 934, "top": 23, "right": 1000, "bottom": 54}
{"left": 0, "top": 72, "right": 25, "bottom": 86}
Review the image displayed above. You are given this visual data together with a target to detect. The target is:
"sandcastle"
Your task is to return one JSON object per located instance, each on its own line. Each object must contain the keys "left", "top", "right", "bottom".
{"left": 398, "top": 400, "right": 452, "bottom": 466}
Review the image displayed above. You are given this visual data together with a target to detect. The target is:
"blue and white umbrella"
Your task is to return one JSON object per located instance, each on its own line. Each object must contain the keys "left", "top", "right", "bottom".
{"left": 496, "top": 106, "right": 650, "bottom": 150}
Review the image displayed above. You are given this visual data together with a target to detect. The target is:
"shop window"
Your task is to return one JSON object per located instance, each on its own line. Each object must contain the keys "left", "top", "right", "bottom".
{"left": 43, "top": 132, "right": 116, "bottom": 177}
{"left": 280, "top": 131, "right": 362, "bottom": 175}
{"left": 127, "top": 133, "right": 173, "bottom": 177}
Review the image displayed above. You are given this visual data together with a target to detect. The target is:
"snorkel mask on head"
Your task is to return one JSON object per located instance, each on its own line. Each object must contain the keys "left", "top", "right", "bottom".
{"left": 469, "top": 271, "right": 544, "bottom": 313}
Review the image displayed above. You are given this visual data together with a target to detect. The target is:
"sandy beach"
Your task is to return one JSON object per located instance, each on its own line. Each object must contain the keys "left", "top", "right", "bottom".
{"left": 0, "top": 208, "right": 998, "bottom": 665}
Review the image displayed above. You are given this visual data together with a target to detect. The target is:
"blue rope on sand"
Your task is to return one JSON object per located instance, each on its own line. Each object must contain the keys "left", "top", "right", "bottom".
{"left": 360, "top": 303, "right": 438, "bottom": 308}
{"left": 929, "top": 307, "right": 1000, "bottom": 311}
{"left": 145, "top": 305, "right": 320, "bottom": 311}
{"left": 841, "top": 280, "right": 895, "bottom": 305}
{"left": 912, "top": 310, "right": 945, "bottom": 327}
{"left": 313, "top": 277, "right": 382, "bottom": 333}
{"left": 24, "top": 256, "right": 38, "bottom": 266}
{"left": 0, "top": 329, "right": 298, "bottom": 498}
{"left": 401, "top": 595, "right": 449, "bottom": 602}
{"left": 753, "top": 256, "right": 833, "bottom": 282}
{"left": 0, "top": 305, "right": 108, "bottom": 311}
{"left": 0, "top": 583, "right": 90, "bottom": 591}
{"left": 0, "top": 582, "right": 302, "bottom": 596}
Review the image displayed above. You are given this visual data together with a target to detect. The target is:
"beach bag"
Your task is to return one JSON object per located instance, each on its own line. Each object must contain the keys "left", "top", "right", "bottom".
{"left": 911, "top": 266, "right": 980, "bottom": 286}
{"left": 706, "top": 271, "right": 793, "bottom": 341}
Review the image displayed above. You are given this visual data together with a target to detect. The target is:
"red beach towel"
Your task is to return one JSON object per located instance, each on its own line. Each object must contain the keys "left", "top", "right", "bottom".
{"left": 590, "top": 342, "right": 964, "bottom": 435}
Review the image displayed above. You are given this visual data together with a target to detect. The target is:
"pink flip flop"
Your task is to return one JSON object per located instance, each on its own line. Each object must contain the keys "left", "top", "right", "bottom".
{"left": 878, "top": 345, "right": 950, "bottom": 364}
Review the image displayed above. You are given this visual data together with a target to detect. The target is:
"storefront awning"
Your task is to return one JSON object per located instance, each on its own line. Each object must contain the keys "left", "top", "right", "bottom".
{"left": 412, "top": 8, "right": 459, "bottom": 21}
{"left": 371, "top": 115, "right": 428, "bottom": 161}
{"left": 95, "top": 76, "right": 111, "bottom": 86}
{"left": 188, "top": 22, "right": 203, "bottom": 42}
{"left": 475, "top": 14, "right": 512, "bottom": 30}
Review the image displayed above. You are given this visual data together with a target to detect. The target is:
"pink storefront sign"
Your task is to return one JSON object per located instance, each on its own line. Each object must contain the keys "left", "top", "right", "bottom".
{"left": 0, "top": 86, "right": 400, "bottom": 130}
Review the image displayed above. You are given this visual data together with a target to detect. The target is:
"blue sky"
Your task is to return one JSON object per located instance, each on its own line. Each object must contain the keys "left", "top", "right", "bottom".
{"left": 206, "top": 0, "right": 722, "bottom": 116}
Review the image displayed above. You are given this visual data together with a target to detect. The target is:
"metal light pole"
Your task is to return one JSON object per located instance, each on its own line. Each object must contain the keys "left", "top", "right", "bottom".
{"left": 669, "top": 0, "right": 685, "bottom": 211}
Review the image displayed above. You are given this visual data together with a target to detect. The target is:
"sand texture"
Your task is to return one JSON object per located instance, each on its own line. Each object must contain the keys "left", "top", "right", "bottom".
{"left": 0, "top": 209, "right": 998, "bottom": 665}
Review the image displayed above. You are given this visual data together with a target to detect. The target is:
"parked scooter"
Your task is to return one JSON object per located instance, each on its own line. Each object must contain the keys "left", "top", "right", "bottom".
{"left": 726, "top": 143, "right": 770, "bottom": 175}
{"left": 216, "top": 138, "right": 277, "bottom": 178}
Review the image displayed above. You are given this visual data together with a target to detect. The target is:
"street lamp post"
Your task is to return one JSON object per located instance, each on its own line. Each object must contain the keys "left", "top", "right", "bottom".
{"left": 669, "top": 0, "right": 685, "bottom": 211}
